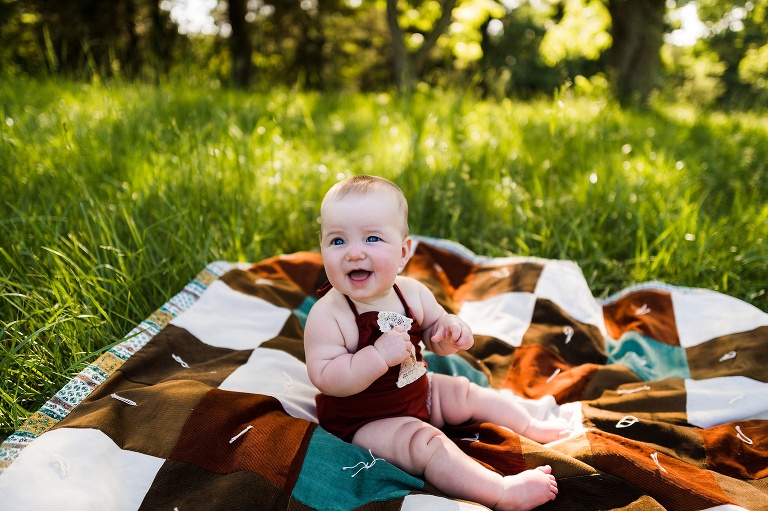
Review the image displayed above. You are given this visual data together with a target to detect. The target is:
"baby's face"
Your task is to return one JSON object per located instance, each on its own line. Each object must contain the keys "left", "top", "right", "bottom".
{"left": 320, "top": 192, "right": 410, "bottom": 303}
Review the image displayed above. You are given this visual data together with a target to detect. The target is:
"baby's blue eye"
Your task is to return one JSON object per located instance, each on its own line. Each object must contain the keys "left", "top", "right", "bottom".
{"left": 366, "top": 236, "right": 381, "bottom": 243}
{"left": 331, "top": 238, "right": 345, "bottom": 246}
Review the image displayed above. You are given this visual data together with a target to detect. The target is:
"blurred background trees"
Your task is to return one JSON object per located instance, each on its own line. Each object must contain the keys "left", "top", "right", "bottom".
{"left": 1, "top": 0, "right": 766, "bottom": 107}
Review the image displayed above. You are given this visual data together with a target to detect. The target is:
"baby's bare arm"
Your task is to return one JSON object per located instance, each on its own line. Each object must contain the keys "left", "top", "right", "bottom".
{"left": 397, "top": 277, "right": 473, "bottom": 355}
{"left": 304, "top": 298, "right": 411, "bottom": 397}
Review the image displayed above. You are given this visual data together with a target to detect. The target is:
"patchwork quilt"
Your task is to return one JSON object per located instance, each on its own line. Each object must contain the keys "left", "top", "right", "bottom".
{"left": 1, "top": 237, "right": 767, "bottom": 511}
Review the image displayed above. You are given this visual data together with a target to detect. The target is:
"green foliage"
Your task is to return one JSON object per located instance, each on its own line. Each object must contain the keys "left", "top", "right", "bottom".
{"left": 439, "top": 0, "right": 504, "bottom": 66}
{"left": 1, "top": 78, "right": 767, "bottom": 440}
{"left": 2, "top": 0, "right": 768, "bottom": 106}
{"left": 479, "top": 2, "right": 606, "bottom": 98}
{"left": 695, "top": 0, "right": 768, "bottom": 104}
{"left": 661, "top": 44, "right": 727, "bottom": 106}
{"left": 739, "top": 42, "right": 768, "bottom": 100}
{"left": 539, "top": 0, "right": 611, "bottom": 66}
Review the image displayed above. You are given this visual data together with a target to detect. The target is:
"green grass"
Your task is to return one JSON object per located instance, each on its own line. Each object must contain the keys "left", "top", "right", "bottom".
{"left": 1, "top": 78, "right": 766, "bottom": 440}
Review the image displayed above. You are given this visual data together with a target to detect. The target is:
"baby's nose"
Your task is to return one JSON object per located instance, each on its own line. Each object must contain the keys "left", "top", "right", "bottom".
{"left": 346, "top": 243, "right": 366, "bottom": 260}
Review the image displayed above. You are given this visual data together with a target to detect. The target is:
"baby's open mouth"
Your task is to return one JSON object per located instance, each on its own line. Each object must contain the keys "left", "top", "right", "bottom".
{"left": 348, "top": 270, "right": 372, "bottom": 281}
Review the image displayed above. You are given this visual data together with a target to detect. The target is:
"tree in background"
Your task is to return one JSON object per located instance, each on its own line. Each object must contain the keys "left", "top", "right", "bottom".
{"left": 608, "top": 0, "right": 667, "bottom": 103}
{"left": 0, "top": 0, "right": 40, "bottom": 74}
{"left": 0, "top": 0, "right": 177, "bottom": 80}
{"left": 226, "top": 0, "right": 252, "bottom": 87}
{"left": 696, "top": 0, "right": 768, "bottom": 105}
{"left": 480, "top": 0, "right": 610, "bottom": 98}
{"left": 606, "top": 0, "right": 667, "bottom": 105}
{"left": 1, "top": 0, "right": 767, "bottom": 107}
{"left": 386, "top": 0, "right": 457, "bottom": 91}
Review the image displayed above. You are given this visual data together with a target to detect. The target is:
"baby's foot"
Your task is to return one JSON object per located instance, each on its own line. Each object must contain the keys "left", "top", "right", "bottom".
{"left": 494, "top": 466, "right": 558, "bottom": 511}
{"left": 522, "top": 418, "right": 573, "bottom": 444}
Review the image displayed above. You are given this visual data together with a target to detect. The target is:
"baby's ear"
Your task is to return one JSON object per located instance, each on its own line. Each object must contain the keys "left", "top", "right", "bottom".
{"left": 400, "top": 236, "right": 413, "bottom": 269}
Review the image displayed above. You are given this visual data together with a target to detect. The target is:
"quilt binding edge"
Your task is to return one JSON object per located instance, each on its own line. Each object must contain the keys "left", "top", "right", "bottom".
{"left": 0, "top": 261, "right": 240, "bottom": 473}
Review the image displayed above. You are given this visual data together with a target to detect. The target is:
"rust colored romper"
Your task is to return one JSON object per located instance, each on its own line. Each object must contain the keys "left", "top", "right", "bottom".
{"left": 315, "top": 283, "right": 431, "bottom": 442}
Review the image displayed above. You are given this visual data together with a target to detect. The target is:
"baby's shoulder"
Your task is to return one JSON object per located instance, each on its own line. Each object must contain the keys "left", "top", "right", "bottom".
{"left": 305, "top": 290, "right": 358, "bottom": 345}
{"left": 395, "top": 275, "right": 428, "bottom": 295}
{"left": 310, "top": 288, "right": 346, "bottom": 316}
{"left": 394, "top": 276, "right": 430, "bottom": 308}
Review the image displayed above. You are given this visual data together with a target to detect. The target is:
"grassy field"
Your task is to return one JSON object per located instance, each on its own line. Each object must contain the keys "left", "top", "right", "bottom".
{"left": 1, "top": 78, "right": 766, "bottom": 441}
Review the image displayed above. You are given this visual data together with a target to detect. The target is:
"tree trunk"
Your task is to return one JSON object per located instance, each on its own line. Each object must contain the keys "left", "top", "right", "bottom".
{"left": 295, "top": 10, "right": 325, "bottom": 89}
{"left": 149, "top": 0, "right": 172, "bottom": 79}
{"left": 124, "top": 0, "right": 140, "bottom": 78}
{"left": 386, "top": 0, "right": 411, "bottom": 91}
{"left": 227, "top": 0, "right": 253, "bottom": 88}
{"left": 385, "top": 0, "right": 457, "bottom": 92}
{"left": 607, "top": 0, "right": 666, "bottom": 105}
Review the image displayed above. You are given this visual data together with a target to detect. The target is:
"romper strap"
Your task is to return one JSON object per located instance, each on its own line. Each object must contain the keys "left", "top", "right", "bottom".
{"left": 392, "top": 283, "right": 410, "bottom": 316}
{"left": 343, "top": 294, "right": 360, "bottom": 318}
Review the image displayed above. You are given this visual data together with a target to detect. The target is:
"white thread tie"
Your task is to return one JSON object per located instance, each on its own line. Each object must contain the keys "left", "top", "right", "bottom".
{"left": 52, "top": 454, "right": 70, "bottom": 478}
{"left": 635, "top": 304, "right": 651, "bottom": 315}
{"left": 617, "top": 385, "right": 651, "bottom": 395}
{"left": 718, "top": 351, "right": 737, "bottom": 362}
{"left": 282, "top": 372, "right": 294, "bottom": 391}
{"left": 491, "top": 267, "right": 510, "bottom": 279}
{"left": 650, "top": 452, "right": 667, "bottom": 473}
{"left": 229, "top": 425, "right": 253, "bottom": 444}
{"left": 172, "top": 354, "right": 190, "bottom": 368}
{"left": 546, "top": 368, "right": 561, "bottom": 383}
{"left": 343, "top": 449, "right": 385, "bottom": 477}
{"left": 616, "top": 416, "right": 639, "bottom": 428}
{"left": 461, "top": 433, "right": 480, "bottom": 442}
{"left": 110, "top": 393, "right": 137, "bottom": 406}
{"left": 563, "top": 326, "right": 574, "bottom": 344}
{"left": 735, "top": 426, "right": 753, "bottom": 445}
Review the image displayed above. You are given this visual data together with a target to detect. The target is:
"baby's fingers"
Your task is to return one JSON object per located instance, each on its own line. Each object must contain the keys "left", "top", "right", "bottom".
{"left": 430, "top": 325, "right": 446, "bottom": 343}
{"left": 452, "top": 327, "right": 474, "bottom": 350}
{"left": 448, "top": 323, "right": 464, "bottom": 341}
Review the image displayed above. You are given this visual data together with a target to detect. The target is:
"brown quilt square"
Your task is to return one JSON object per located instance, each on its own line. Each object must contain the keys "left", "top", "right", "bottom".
{"left": 168, "top": 389, "right": 314, "bottom": 492}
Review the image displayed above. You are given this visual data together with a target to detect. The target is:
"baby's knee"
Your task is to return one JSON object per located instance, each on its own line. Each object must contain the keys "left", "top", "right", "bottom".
{"left": 449, "top": 375, "right": 474, "bottom": 401}
{"left": 404, "top": 421, "right": 444, "bottom": 448}
{"left": 403, "top": 422, "right": 450, "bottom": 467}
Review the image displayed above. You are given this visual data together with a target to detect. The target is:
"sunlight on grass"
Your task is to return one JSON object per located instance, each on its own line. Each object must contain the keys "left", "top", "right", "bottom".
{"left": 1, "top": 78, "right": 766, "bottom": 439}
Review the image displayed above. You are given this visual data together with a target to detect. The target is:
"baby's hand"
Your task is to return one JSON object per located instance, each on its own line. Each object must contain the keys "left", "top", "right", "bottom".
{"left": 431, "top": 315, "right": 474, "bottom": 351}
{"left": 374, "top": 326, "right": 413, "bottom": 367}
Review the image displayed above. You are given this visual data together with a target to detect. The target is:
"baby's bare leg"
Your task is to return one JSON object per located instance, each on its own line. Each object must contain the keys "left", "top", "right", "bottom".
{"left": 352, "top": 417, "right": 557, "bottom": 511}
{"left": 429, "top": 374, "right": 571, "bottom": 443}
{"left": 521, "top": 418, "right": 573, "bottom": 444}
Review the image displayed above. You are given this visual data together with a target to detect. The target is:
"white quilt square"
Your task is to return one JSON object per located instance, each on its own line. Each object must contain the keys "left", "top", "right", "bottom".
{"left": 535, "top": 260, "right": 606, "bottom": 335}
{"left": 401, "top": 493, "right": 487, "bottom": 511}
{"left": 0, "top": 428, "right": 164, "bottom": 511}
{"left": 171, "top": 280, "right": 292, "bottom": 350}
{"left": 219, "top": 347, "right": 318, "bottom": 422}
{"left": 673, "top": 290, "right": 768, "bottom": 348}
{"left": 685, "top": 376, "right": 768, "bottom": 428}
{"left": 458, "top": 292, "right": 536, "bottom": 347}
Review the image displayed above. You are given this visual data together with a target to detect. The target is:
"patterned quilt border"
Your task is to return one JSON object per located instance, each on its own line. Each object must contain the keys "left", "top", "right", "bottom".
{"left": 0, "top": 261, "right": 241, "bottom": 472}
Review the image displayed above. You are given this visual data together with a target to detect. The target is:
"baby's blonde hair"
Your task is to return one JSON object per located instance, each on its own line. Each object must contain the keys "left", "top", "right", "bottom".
{"left": 321, "top": 175, "right": 410, "bottom": 236}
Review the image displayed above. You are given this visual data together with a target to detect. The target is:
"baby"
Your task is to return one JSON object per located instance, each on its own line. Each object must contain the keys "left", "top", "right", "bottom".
{"left": 304, "top": 175, "right": 571, "bottom": 511}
